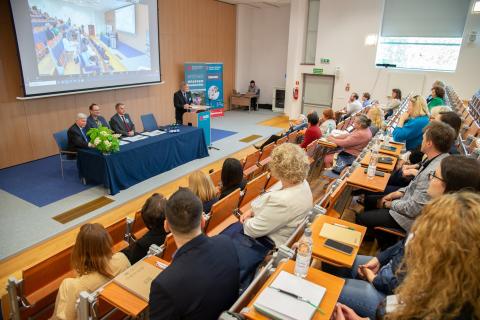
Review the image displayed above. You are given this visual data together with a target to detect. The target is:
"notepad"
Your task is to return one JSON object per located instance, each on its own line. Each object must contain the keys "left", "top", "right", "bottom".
{"left": 254, "top": 271, "right": 326, "bottom": 320}
{"left": 122, "top": 135, "right": 149, "bottom": 142}
{"left": 141, "top": 130, "right": 165, "bottom": 137}
{"left": 113, "top": 260, "right": 163, "bottom": 301}
{"left": 319, "top": 223, "right": 362, "bottom": 247}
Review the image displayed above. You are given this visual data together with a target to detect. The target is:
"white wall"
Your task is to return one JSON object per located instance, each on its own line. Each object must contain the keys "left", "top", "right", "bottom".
{"left": 235, "top": 4, "right": 290, "bottom": 104}
{"left": 285, "top": 0, "right": 480, "bottom": 117}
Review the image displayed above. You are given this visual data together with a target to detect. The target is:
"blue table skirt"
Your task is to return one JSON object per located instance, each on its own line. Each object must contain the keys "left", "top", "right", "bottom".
{"left": 77, "top": 126, "right": 209, "bottom": 194}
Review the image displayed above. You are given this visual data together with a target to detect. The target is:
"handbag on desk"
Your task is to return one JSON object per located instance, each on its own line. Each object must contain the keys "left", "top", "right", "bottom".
{"left": 332, "top": 151, "right": 356, "bottom": 174}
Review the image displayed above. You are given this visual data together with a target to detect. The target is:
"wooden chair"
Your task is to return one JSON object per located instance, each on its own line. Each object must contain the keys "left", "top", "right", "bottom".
{"left": 374, "top": 226, "right": 406, "bottom": 238}
{"left": 321, "top": 179, "right": 348, "bottom": 217}
{"left": 265, "top": 174, "right": 279, "bottom": 190}
{"left": 16, "top": 246, "right": 75, "bottom": 319}
{"left": 209, "top": 168, "right": 222, "bottom": 187}
{"left": 106, "top": 218, "right": 130, "bottom": 253}
{"left": 243, "top": 150, "right": 260, "bottom": 179}
{"left": 276, "top": 135, "right": 288, "bottom": 145}
{"left": 205, "top": 188, "right": 241, "bottom": 234}
{"left": 287, "top": 131, "right": 298, "bottom": 143}
{"left": 306, "top": 139, "right": 319, "bottom": 161}
{"left": 131, "top": 210, "right": 148, "bottom": 240}
{"left": 239, "top": 172, "right": 269, "bottom": 208}
{"left": 258, "top": 142, "right": 275, "bottom": 167}
{"left": 161, "top": 234, "right": 177, "bottom": 262}
{"left": 462, "top": 121, "right": 480, "bottom": 140}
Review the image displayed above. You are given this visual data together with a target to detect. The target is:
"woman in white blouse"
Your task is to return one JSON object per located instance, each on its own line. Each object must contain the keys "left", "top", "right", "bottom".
{"left": 320, "top": 108, "right": 337, "bottom": 136}
{"left": 240, "top": 143, "right": 313, "bottom": 247}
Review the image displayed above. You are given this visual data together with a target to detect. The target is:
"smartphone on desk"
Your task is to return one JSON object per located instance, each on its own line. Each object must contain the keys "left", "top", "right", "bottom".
{"left": 380, "top": 145, "right": 396, "bottom": 151}
{"left": 363, "top": 168, "right": 385, "bottom": 177}
{"left": 324, "top": 239, "right": 354, "bottom": 255}
{"left": 378, "top": 157, "right": 393, "bottom": 164}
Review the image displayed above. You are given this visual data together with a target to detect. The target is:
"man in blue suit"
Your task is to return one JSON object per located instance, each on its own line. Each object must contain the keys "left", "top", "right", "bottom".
{"left": 149, "top": 188, "right": 240, "bottom": 320}
{"left": 85, "top": 103, "right": 110, "bottom": 133}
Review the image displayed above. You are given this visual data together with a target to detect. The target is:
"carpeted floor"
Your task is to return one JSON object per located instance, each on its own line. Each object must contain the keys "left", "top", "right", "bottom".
{"left": 211, "top": 128, "right": 237, "bottom": 142}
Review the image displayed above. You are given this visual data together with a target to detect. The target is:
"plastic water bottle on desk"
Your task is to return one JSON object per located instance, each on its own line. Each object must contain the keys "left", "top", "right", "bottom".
{"left": 384, "top": 129, "right": 391, "bottom": 145}
{"left": 367, "top": 145, "right": 378, "bottom": 179}
{"left": 294, "top": 226, "right": 313, "bottom": 278}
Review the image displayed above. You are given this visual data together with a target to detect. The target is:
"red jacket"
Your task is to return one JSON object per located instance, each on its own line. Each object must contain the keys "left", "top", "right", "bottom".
{"left": 300, "top": 125, "right": 322, "bottom": 148}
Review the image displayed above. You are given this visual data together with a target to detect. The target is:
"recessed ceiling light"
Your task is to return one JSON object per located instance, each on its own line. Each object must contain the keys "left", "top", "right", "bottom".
{"left": 473, "top": 0, "right": 480, "bottom": 13}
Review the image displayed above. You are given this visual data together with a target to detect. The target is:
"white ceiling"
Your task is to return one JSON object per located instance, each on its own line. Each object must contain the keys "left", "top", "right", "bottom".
{"left": 218, "top": 0, "right": 290, "bottom": 8}
{"left": 59, "top": 0, "right": 137, "bottom": 11}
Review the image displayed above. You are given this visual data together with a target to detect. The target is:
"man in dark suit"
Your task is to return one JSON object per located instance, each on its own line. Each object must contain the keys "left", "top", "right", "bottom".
{"left": 85, "top": 103, "right": 110, "bottom": 132}
{"left": 173, "top": 81, "right": 193, "bottom": 124}
{"left": 149, "top": 188, "right": 240, "bottom": 320}
{"left": 110, "top": 103, "right": 135, "bottom": 137}
{"left": 67, "top": 113, "right": 93, "bottom": 156}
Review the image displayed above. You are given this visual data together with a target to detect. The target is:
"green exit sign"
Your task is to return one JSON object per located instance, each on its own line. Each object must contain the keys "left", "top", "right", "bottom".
{"left": 313, "top": 68, "right": 323, "bottom": 74}
{"left": 320, "top": 58, "right": 330, "bottom": 64}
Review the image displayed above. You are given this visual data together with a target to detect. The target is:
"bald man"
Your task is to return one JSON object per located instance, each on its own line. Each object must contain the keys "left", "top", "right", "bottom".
{"left": 67, "top": 113, "right": 93, "bottom": 155}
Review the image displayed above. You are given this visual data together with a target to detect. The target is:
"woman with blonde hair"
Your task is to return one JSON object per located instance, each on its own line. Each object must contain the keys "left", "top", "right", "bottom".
{"left": 392, "top": 95, "right": 430, "bottom": 151}
{"left": 367, "top": 104, "right": 384, "bottom": 136}
{"left": 51, "top": 223, "right": 130, "bottom": 320}
{"left": 188, "top": 170, "right": 219, "bottom": 214}
{"left": 240, "top": 143, "right": 313, "bottom": 248}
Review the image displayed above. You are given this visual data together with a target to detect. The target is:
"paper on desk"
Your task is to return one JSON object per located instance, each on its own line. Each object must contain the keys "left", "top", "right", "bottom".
{"left": 319, "top": 223, "right": 361, "bottom": 247}
{"left": 141, "top": 130, "right": 165, "bottom": 137}
{"left": 122, "top": 135, "right": 149, "bottom": 142}
{"left": 119, "top": 140, "right": 129, "bottom": 146}
{"left": 113, "top": 260, "right": 163, "bottom": 301}
{"left": 254, "top": 271, "right": 326, "bottom": 320}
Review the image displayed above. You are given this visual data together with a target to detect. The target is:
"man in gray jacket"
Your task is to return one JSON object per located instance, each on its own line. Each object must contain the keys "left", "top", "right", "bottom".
{"left": 356, "top": 121, "right": 456, "bottom": 240}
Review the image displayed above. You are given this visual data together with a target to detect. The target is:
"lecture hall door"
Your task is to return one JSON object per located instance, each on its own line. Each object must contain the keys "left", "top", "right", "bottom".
{"left": 301, "top": 74, "right": 335, "bottom": 115}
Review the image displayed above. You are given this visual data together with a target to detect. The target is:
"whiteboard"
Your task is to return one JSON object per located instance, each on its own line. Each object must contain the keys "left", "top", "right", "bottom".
{"left": 386, "top": 72, "right": 425, "bottom": 97}
{"left": 303, "top": 74, "right": 334, "bottom": 106}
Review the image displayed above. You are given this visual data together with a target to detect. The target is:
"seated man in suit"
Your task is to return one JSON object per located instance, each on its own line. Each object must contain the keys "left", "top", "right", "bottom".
{"left": 173, "top": 81, "right": 193, "bottom": 124}
{"left": 149, "top": 188, "right": 240, "bottom": 320}
{"left": 85, "top": 103, "right": 110, "bottom": 132}
{"left": 110, "top": 103, "right": 135, "bottom": 137}
{"left": 67, "top": 113, "right": 94, "bottom": 156}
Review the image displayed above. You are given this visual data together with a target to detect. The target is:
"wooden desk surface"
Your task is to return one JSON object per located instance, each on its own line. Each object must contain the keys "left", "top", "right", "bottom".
{"left": 360, "top": 152, "right": 397, "bottom": 172}
{"left": 378, "top": 143, "right": 402, "bottom": 157}
{"left": 243, "top": 260, "right": 344, "bottom": 320}
{"left": 99, "top": 256, "right": 169, "bottom": 317}
{"left": 346, "top": 166, "right": 391, "bottom": 192}
{"left": 310, "top": 215, "right": 366, "bottom": 268}
{"left": 231, "top": 95, "right": 256, "bottom": 107}
{"left": 318, "top": 138, "right": 338, "bottom": 149}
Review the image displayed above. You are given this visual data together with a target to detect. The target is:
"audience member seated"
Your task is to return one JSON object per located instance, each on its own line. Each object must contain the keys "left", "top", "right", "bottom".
{"left": 427, "top": 86, "right": 446, "bottom": 111}
{"left": 254, "top": 113, "right": 308, "bottom": 150}
{"left": 85, "top": 103, "right": 110, "bottom": 132}
{"left": 300, "top": 111, "right": 322, "bottom": 148}
{"left": 149, "top": 189, "right": 240, "bottom": 320}
{"left": 67, "top": 113, "right": 94, "bottom": 155}
{"left": 357, "top": 122, "right": 455, "bottom": 245}
{"left": 366, "top": 103, "right": 384, "bottom": 136}
{"left": 426, "top": 80, "right": 445, "bottom": 104}
{"left": 382, "top": 88, "right": 402, "bottom": 119}
{"left": 239, "top": 143, "right": 312, "bottom": 247}
{"left": 122, "top": 193, "right": 167, "bottom": 264}
{"left": 324, "top": 115, "right": 373, "bottom": 168}
{"left": 392, "top": 95, "right": 430, "bottom": 151}
{"left": 320, "top": 108, "right": 336, "bottom": 136}
{"left": 219, "top": 158, "right": 247, "bottom": 199}
{"left": 188, "top": 171, "right": 219, "bottom": 214}
{"left": 334, "top": 191, "right": 480, "bottom": 320}
{"left": 110, "top": 103, "right": 135, "bottom": 137}
{"left": 338, "top": 93, "right": 362, "bottom": 121}
{"left": 429, "top": 105, "right": 452, "bottom": 120}
{"left": 326, "top": 155, "right": 480, "bottom": 319}
{"left": 51, "top": 223, "right": 130, "bottom": 320}
{"left": 438, "top": 111, "right": 462, "bottom": 154}
{"left": 361, "top": 92, "right": 372, "bottom": 108}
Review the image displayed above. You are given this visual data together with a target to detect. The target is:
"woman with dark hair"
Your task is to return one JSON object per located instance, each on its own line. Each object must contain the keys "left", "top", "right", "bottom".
{"left": 327, "top": 155, "right": 480, "bottom": 319}
{"left": 219, "top": 158, "right": 246, "bottom": 199}
{"left": 427, "top": 86, "right": 445, "bottom": 111}
{"left": 300, "top": 111, "right": 322, "bottom": 148}
{"left": 52, "top": 223, "right": 130, "bottom": 320}
{"left": 122, "top": 193, "right": 168, "bottom": 264}
{"left": 383, "top": 88, "right": 402, "bottom": 119}
{"left": 324, "top": 115, "right": 373, "bottom": 168}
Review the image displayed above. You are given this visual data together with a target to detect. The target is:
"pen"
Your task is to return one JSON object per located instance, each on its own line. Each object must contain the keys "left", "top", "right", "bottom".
{"left": 333, "top": 223, "right": 355, "bottom": 230}
{"left": 269, "top": 287, "right": 325, "bottom": 315}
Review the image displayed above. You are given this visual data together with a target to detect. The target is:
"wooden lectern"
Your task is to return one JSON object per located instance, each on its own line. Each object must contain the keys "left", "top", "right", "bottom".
{"left": 183, "top": 105, "right": 211, "bottom": 145}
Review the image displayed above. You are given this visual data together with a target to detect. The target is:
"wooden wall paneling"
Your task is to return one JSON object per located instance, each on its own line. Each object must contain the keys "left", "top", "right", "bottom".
{"left": 0, "top": 0, "right": 236, "bottom": 168}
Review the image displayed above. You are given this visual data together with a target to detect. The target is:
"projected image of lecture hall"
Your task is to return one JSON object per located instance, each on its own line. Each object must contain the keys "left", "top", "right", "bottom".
{"left": 29, "top": 0, "right": 150, "bottom": 76}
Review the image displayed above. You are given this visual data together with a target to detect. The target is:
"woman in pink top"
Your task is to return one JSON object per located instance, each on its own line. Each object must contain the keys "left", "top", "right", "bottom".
{"left": 325, "top": 114, "right": 373, "bottom": 167}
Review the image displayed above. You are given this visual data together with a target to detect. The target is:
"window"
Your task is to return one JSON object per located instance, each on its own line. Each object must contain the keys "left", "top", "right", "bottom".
{"left": 375, "top": 36, "right": 462, "bottom": 72}
{"left": 474, "top": 0, "right": 480, "bottom": 13}
{"left": 303, "top": 0, "right": 319, "bottom": 64}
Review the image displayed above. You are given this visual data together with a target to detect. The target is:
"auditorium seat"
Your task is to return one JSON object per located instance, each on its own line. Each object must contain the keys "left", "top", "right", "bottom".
{"left": 287, "top": 131, "right": 298, "bottom": 143}
{"left": 130, "top": 210, "right": 148, "bottom": 240}
{"left": 209, "top": 168, "right": 222, "bottom": 188}
{"left": 239, "top": 172, "right": 268, "bottom": 208}
{"left": 141, "top": 113, "right": 159, "bottom": 131}
{"left": 243, "top": 150, "right": 260, "bottom": 179}
{"left": 106, "top": 219, "right": 130, "bottom": 253}
{"left": 275, "top": 135, "right": 288, "bottom": 145}
{"left": 161, "top": 234, "right": 177, "bottom": 262}
{"left": 258, "top": 142, "right": 275, "bottom": 167}
{"left": 205, "top": 188, "right": 241, "bottom": 235}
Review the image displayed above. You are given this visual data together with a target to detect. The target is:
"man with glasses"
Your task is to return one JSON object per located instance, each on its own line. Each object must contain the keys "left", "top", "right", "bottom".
{"left": 356, "top": 121, "right": 456, "bottom": 248}
{"left": 85, "top": 103, "right": 110, "bottom": 132}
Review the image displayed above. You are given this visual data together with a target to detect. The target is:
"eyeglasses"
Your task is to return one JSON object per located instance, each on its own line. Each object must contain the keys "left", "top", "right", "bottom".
{"left": 428, "top": 171, "right": 445, "bottom": 182}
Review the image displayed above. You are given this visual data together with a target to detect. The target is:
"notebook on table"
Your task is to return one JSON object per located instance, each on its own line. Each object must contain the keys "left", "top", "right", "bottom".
{"left": 319, "top": 223, "right": 362, "bottom": 247}
{"left": 113, "top": 260, "right": 164, "bottom": 301}
{"left": 254, "top": 271, "right": 326, "bottom": 320}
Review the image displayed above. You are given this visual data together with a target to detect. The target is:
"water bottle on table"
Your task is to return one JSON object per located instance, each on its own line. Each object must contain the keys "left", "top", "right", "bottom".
{"left": 367, "top": 144, "right": 379, "bottom": 179}
{"left": 294, "top": 226, "right": 313, "bottom": 278}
